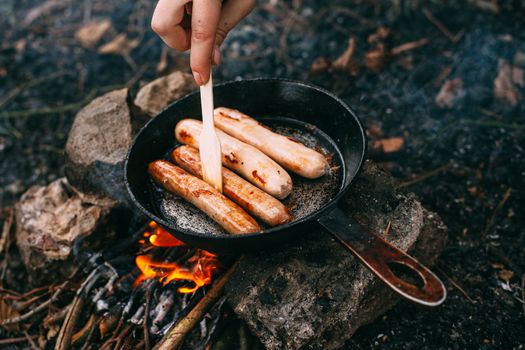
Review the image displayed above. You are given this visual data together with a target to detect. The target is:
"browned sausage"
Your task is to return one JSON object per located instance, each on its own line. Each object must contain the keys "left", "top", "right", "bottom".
{"left": 148, "top": 160, "right": 261, "bottom": 234}
{"left": 175, "top": 119, "right": 293, "bottom": 199}
{"left": 214, "top": 107, "right": 329, "bottom": 179}
{"left": 172, "top": 146, "right": 292, "bottom": 226}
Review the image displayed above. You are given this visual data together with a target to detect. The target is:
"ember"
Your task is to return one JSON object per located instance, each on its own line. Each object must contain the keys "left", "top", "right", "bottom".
{"left": 134, "top": 222, "right": 221, "bottom": 294}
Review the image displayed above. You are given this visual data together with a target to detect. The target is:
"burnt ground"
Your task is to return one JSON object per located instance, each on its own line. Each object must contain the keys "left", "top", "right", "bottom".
{"left": 1, "top": 0, "right": 524, "bottom": 349}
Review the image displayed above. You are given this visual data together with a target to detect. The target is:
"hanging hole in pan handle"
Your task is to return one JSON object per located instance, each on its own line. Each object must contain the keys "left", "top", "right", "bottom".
{"left": 317, "top": 208, "right": 447, "bottom": 307}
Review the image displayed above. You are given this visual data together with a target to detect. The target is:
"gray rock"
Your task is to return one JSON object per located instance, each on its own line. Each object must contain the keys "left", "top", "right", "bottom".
{"left": 14, "top": 178, "right": 116, "bottom": 283}
{"left": 134, "top": 71, "right": 196, "bottom": 117}
{"left": 65, "top": 88, "right": 146, "bottom": 204}
{"left": 225, "top": 161, "right": 448, "bottom": 350}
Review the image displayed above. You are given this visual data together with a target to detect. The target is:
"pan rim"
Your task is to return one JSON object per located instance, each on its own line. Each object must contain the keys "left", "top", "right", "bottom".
{"left": 125, "top": 77, "right": 367, "bottom": 241}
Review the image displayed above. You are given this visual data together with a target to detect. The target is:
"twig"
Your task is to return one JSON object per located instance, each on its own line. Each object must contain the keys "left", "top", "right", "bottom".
{"left": 55, "top": 262, "right": 118, "bottom": 350}
{"left": 0, "top": 207, "right": 13, "bottom": 255}
{"left": 24, "top": 331, "right": 41, "bottom": 350}
{"left": 487, "top": 246, "right": 523, "bottom": 276}
{"left": 0, "top": 71, "right": 68, "bottom": 109}
{"left": 0, "top": 207, "right": 14, "bottom": 281}
{"left": 390, "top": 38, "right": 429, "bottom": 56}
{"left": 397, "top": 163, "right": 451, "bottom": 189}
{"left": 14, "top": 290, "right": 50, "bottom": 311}
{"left": 422, "top": 7, "right": 463, "bottom": 43}
{"left": 0, "top": 287, "right": 22, "bottom": 297}
{"left": 437, "top": 266, "right": 476, "bottom": 304}
{"left": 383, "top": 221, "right": 392, "bottom": 240}
{"left": 112, "top": 324, "right": 133, "bottom": 350}
{"left": 0, "top": 85, "right": 123, "bottom": 119}
{"left": 153, "top": 259, "right": 240, "bottom": 350}
{"left": 462, "top": 119, "right": 525, "bottom": 130}
{"left": 125, "top": 63, "right": 149, "bottom": 88}
{"left": 482, "top": 188, "right": 512, "bottom": 239}
{"left": 143, "top": 282, "right": 155, "bottom": 350}
{"left": 522, "top": 274, "right": 525, "bottom": 319}
{"left": 0, "top": 335, "right": 38, "bottom": 346}
{"left": 239, "top": 322, "right": 249, "bottom": 350}
{"left": 0, "top": 280, "right": 69, "bottom": 325}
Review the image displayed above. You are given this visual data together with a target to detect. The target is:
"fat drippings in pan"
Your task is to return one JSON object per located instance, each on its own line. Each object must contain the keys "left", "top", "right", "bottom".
{"left": 152, "top": 118, "right": 342, "bottom": 237}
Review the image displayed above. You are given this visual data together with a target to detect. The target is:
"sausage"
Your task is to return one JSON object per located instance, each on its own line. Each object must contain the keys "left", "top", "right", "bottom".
{"left": 213, "top": 107, "right": 329, "bottom": 179}
{"left": 175, "top": 119, "right": 293, "bottom": 199}
{"left": 148, "top": 160, "right": 261, "bottom": 234}
{"left": 172, "top": 146, "right": 292, "bottom": 226}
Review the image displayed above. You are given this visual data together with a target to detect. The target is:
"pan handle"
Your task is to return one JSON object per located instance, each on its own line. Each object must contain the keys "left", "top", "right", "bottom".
{"left": 318, "top": 208, "right": 446, "bottom": 306}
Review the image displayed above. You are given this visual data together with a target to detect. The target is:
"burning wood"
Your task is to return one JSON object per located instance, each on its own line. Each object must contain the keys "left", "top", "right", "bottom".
{"left": 134, "top": 223, "right": 222, "bottom": 294}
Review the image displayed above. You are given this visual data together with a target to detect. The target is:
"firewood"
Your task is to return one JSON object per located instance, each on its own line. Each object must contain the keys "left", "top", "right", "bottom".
{"left": 153, "top": 259, "right": 240, "bottom": 350}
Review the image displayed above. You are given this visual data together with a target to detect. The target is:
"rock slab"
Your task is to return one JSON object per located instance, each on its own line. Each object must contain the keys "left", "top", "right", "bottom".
{"left": 225, "top": 161, "right": 448, "bottom": 350}
{"left": 15, "top": 178, "right": 115, "bottom": 283}
{"left": 134, "top": 71, "right": 196, "bottom": 117}
{"left": 64, "top": 88, "right": 145, "bottom": 204}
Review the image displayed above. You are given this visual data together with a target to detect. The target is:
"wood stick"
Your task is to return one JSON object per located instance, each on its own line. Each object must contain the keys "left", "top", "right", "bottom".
{"left": 153, "top": 259, "right": 240, "bottom": 350}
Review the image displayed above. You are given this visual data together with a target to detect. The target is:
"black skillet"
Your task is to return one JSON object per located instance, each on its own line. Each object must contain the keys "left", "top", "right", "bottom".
{"left": 125, "top": 78, "right": 446, "bottom": 306}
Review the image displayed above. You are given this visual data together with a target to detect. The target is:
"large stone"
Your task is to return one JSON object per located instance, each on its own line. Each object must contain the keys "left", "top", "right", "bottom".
{"left": 65, "top": 88, "right": 146, "bottom": 204}
{"left": 15, "top": 178, "right": 115, "bottom": 283}
{"left": 134, "top": 71, "right": 196, "bottom": 117}
{"left": 225, "top": 161, "right": 448, "bottom": 350}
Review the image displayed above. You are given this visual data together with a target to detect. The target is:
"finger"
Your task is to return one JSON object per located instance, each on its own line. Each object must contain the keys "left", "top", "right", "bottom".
{"left": 151, "top": 0, "right": 192, "bottom": 51}
{"left": 215, "top": 0, "right": 256, "bottom": 47}
{"left": 190, "top": 0, "right": 222, "bottom": 85}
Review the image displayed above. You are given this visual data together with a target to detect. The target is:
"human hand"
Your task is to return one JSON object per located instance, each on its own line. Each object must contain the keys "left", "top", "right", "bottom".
{"left": 152, "top": 0, "right": 255, "bottom": 85}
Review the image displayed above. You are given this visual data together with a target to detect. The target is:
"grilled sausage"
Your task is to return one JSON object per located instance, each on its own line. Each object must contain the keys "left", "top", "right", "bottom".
{"left": 172, "top": 146, "right": 292, "bottom": 226}
{"left": 148, "top": 160, "right": 261, "bottom": 234}
{"left": 214, "top": 107, "right": 329, "bottom": 179}
{"left": 175, "top": 119, "right": 293, "bottom": 199}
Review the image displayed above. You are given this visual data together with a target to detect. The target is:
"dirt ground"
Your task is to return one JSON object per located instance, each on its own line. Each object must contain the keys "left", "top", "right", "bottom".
{"left": 0, "top": 0, "right": 524, "bottom": 348}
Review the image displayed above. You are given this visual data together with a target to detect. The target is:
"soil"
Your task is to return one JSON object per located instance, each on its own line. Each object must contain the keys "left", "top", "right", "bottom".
{"left": 0, "top": 0, "right": 524, "bottom": 349}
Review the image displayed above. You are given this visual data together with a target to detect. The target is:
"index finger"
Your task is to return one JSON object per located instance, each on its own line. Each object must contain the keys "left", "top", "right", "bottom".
{"left": 190, "top": 0, "right": 222, "bottom": 85}
{"left": 152, "top": 0, "right": 191, "bottom": 51}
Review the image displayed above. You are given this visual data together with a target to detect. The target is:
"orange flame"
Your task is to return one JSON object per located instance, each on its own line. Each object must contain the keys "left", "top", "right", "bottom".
{"left": 134, "top": 222, "right": 221, "bottom": 293}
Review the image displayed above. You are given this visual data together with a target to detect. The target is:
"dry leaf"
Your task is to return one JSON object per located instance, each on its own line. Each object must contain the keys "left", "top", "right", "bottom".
{"left": 494, "top": 59, "right": 521, "bottom": 105}
{"left": 372, "top": 137, "right": 404, "bottom": 153}
{"left": 75, "top": 19, "right": 112, "bottom": 49}
{"left": 0, "top": 299, "right": 20, "bottom": 331}
{"left": 368, "top": 26, "right": 390, "bottom": 44}
{"left": 366, "top": 121, "right": 384, "bottom": 138}
{"left": 98, "top": 34, "right": 139, "bottom": 56}
{"left": 15, "top": 39, "right": 27, "bottom": 54}
{"left": 332, "top": 37, "right": 359, "bottom": 76}
{"left": 435, "top": 78, "right": 465, "bottom": 108}
{"left": 498, "top": 269, "right": 514, "bottom": 282}
{"left": 398, "top": 55, "right": 414, "bottom": 71}
{"left": 310, "top": 57, "right": 331, "bottom": 74}
{"left": 365, "top": 43, "right": 390, "bottom": 72}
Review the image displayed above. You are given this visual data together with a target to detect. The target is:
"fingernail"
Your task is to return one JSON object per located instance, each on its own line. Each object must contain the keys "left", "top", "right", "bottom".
{"left": 193, "top": 71, "right": 203, "bottom": 85}
{"left": 212, "top": 45, "right": 221, "bottom": 66}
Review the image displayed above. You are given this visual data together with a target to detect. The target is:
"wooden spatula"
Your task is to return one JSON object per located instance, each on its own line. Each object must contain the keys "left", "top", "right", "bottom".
{"left": 199, "top": 72, "right": 223, "bottom": 192}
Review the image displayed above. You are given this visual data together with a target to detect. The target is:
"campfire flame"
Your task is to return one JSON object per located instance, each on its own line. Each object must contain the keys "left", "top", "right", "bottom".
{"left": 134, "top": 222, "right": 221, "bottom": 294}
